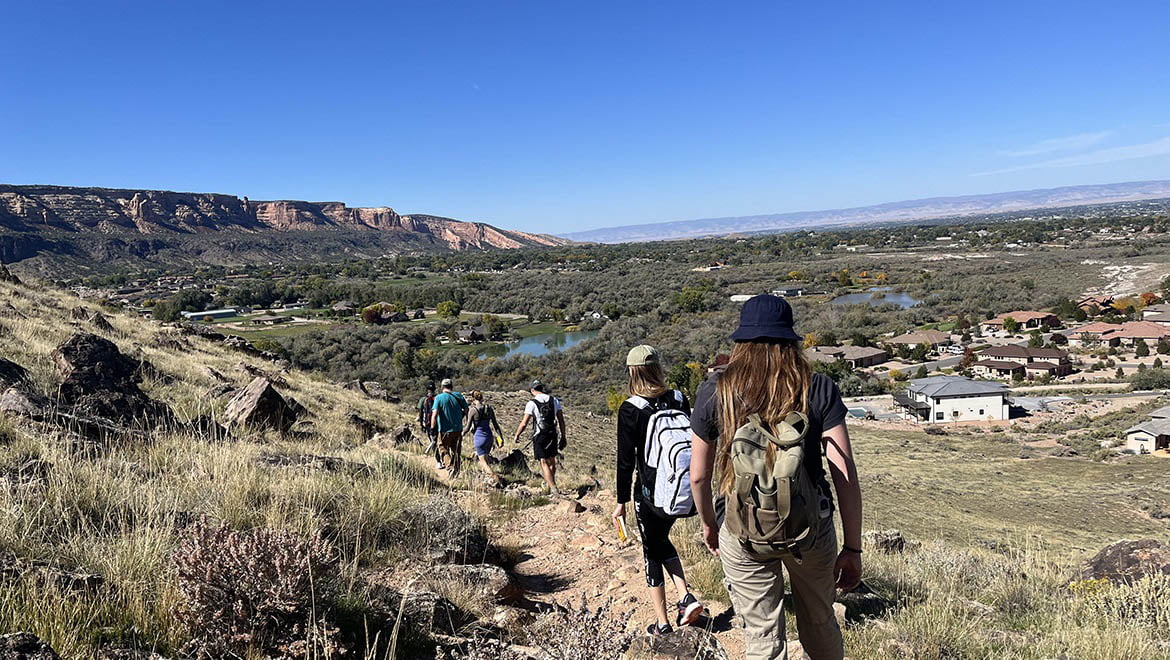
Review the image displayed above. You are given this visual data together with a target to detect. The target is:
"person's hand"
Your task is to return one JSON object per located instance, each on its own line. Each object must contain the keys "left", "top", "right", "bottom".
{"left": 835, "top": 550, "right": 862, "bottom": 591}
{"left": 702, "top": 523, "right": 720, "bottom": 556}
{"left": 559, "top": 437, "right": 567, "bottom": 450}
{"left": 611, "top": 502, "right": 625, "bottom": 523}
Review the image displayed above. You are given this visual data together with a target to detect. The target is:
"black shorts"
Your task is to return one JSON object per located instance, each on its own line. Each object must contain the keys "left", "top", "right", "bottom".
{"left": 532, "top": 433, "right": 558, "bottom": 460}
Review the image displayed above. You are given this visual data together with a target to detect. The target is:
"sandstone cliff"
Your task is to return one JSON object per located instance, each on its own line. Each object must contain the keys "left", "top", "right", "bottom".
{"left": 0, "top": 184, "right": 566, "bottom": 251}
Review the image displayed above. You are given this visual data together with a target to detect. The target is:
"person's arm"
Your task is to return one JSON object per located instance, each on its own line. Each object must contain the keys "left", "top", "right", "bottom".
{"left": 463, "top": 406, "right": 477, "bottom": 435}
{"left": 431, "top": 397, "right": 440, "bottom": 432}
{"left": 690, "top": 431, "right": 719, "bottom": 556}
{"left": 513, "top": 412, "right": 531, "bottom": 442}
{"left": 556, "top": 406, "right": 567, "bottom": 447}
{"left": 824, "top": 422, "right": 863, "bottom": 591}
{"left": 490, "top": 409, "right": 504, "bottom": 438}
{"left": 614, "top": 403, "right": 638, "bottom": 503}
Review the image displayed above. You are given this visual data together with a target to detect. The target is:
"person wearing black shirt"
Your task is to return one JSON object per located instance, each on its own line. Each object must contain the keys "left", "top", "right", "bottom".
{"left": 611, "top": 345, "right": 704, "bottom": 635}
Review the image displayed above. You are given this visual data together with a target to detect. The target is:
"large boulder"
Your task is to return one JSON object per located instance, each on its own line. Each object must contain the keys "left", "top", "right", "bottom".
{"left": 626, "top": 628, "right": 728, "bottom": 660}
{"left": 0, "top": 264, "right": 21, "bottom": 285}
{"left": 223, "top": 377, "right": 299, "bottom": 433}
{"left": 51, "top": 333, "right": 173, "bottom": 427}
{"left": 0, "top": 387, "right": 45, "bottom": 419}
{"left": 1081, "top": 539, "right": 1170, "bottom": 583}
{"left": 0, "top": 632, "right": 62, "bottom": 659}
{"left": 0, "top": 358, "right": 30, "bottom": 390}
{"left": 836, "top": 581, "right": 893, "bottom": 622}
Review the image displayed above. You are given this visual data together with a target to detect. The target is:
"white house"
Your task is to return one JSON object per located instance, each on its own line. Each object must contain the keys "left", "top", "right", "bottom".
{"left": 1124, "top": 418, "right": 1170, "bottom": 454}
{"left": 893, "top": 376, "right": 1009, "bottom": 424}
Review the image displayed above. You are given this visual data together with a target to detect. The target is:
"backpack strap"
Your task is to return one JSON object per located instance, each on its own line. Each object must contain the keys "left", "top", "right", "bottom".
{"left": 672, "top": 390, "right": 684, "bottom": 405}
{"left": 626, "top": 395, "right": 650, "bottom": 410}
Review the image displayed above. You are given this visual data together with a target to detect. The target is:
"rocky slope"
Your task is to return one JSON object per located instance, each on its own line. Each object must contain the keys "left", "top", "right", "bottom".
{"left": 0, "top": 184, "right": 568, "bottom": 273}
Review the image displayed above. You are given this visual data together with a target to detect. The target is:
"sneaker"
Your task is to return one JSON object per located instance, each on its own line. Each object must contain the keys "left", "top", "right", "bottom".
{"left": 677, "top": 593, "right": 703, "bottom": 627}
{"left": 434, "top": 460, "right": 445, "bottom": 470}
{"left": 646, "top": 623, "right": 673, "bottom": 636}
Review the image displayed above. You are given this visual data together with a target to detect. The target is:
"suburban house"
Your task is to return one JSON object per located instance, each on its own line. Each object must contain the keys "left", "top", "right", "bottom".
{"left": 250, "top": 314, "right": 290, "bottom": 326}
{"left": 805, "top": 345, "right": 889, "bottom": 369}
{"left": 331, "top": 301, "right": 356, "bottom": 314}
{"left": 971, "top": 359, "right": 1024, "bottom": 380}
{"left": 1065, "top": 321, "right": 1122, "bottom": 347}
{"left": 1123, "top": 403, "right": 1170, "bottom": 454}
{"left": 1142, "top": 303, "right": 1170, "bottom": 319}
{"left": 979, "top": 311, "right": 1060, "bottom": 336}
{"left": 893, "top": 375, "right": 1010, "bottom": 423}
{"left": 1098, "top": 321, "right": 1170, "bottom": 348}
{"left": 887, "top": 329, "right": 951, "bottom": 349}
{"left": 1142, "top": 312, "right": 1170, "bottom": 326}
{"left": 772, "top": 287, "right": 808, "bottom": 297}
{"left": 455, "top": 328, "right": 485, "bottom": 343}
{"left": 976, "top": 345, "right": 1073, "bottom": 378}
{"left": 180, "top": 308, "right": 238, "bottom": 321}
{"left": 1077, "top": 295, "right": 1114, "bottom": 313}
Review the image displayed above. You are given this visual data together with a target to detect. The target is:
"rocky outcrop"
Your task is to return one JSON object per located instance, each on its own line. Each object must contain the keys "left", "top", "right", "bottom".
{"left": 626, "top": 628, "right": 728, "bottom": 660}
{"left": 1081, "top": 539, "right": 1170, "bottom": 583}
{"left": 0, "top": 632, "right": 62, "bottom": 659}
{"left": 0, "top": 184, "right": 569, "bottom": 250}
{"left": 223, "top": 377, "right": 299, "bottom": 433}
{"left": 431, "top": 563, "right": 522, "bottom": 604}
{"left": 0, "top": 263, "right": 20, "bottom": 284}
{"left": 52, "top": 333, "right": 173, "bottom": 427}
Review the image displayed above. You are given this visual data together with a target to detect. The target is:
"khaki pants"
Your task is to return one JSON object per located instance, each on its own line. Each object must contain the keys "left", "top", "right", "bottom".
{"left": 439, "top": 431, "right": 462, "bottom": 475}
{"left": 719, "top": 522, "right": 843, "bottom": 660}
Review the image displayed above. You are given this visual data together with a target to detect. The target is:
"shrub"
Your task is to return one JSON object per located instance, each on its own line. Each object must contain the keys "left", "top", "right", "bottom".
{"left": 172, "top": 522, "right": 340, "bottom": 658}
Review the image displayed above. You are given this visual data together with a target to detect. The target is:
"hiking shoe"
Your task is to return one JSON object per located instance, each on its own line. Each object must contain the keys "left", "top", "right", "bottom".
{"left": 677, "top": 593, "right": 703, "bottom": 626}
{"left": 434, "top": 460, "right": 444, "bottom": 470}
{"left": 646, "top": 623, "right": 673, "bottom": 636}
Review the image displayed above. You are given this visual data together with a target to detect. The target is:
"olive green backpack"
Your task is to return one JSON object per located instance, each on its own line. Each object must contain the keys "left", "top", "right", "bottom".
{"left": 725, "top": 411, "right": 821, "bottom": 556}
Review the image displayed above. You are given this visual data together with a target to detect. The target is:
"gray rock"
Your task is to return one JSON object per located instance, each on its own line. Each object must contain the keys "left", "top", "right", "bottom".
{"left": 836, "top": 581, "right": 893, "bottom": 622}
{"left": 862, "top": 529, "right": 906, "bottom": 554}
{"left": 1081, "top": 539, "right": 1170, "bottom": 583}
{"left": 432, "top": 563, "right": 522, "bottom": 604}
{"left": 626, "top": 627, "right": 728, "bottom": 659}
{"left": 0, "top": 264, "right": 21, "bottom": 285}
{"left": 0, "top": 358, "right": 30, "bottom": 389}
{"left": 223, "top": 377, "right": 299, "bottom": 433}
{"left": 0, "top": 387, "right": 45, "bottom": 419}
{"left": 0, "top": 632, "right": 61, "bottom": 659}
{"left": 255, "top": 452, "right": 372, "bottom": 476}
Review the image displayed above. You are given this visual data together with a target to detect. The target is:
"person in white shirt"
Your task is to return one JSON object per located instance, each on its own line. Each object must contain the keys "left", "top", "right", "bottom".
{"left": 512, "top": 380, "right": 567, "bottom": 495}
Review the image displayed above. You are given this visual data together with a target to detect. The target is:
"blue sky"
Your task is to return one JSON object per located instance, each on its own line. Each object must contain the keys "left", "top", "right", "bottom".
{"left": 3, "top": 1, "right": 1168, "bottom": 233}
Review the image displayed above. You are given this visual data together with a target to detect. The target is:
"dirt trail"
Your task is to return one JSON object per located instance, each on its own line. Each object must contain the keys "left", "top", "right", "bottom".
{"left": 391, "top": 445, "right": 748, "bottom": 655}
{"left": 497, "top": 489, "right": 744, "bottom": 656}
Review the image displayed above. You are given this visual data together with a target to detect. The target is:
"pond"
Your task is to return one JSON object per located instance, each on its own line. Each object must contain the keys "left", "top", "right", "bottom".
{"left": 477, "top": 329, "right": 601, "bottom": 359}
{"left": 829, "top": 286, "right": 921, "bottom": 309}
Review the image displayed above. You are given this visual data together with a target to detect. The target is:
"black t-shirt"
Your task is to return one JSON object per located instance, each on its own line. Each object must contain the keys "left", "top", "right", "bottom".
{"left": 691, "top": 372, "right": 848, "bottom": 499}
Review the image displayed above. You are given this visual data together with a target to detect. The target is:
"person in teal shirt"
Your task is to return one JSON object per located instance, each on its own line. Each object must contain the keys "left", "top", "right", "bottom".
{"left": 431, "top": 378, "right": 469, "bottom": 476}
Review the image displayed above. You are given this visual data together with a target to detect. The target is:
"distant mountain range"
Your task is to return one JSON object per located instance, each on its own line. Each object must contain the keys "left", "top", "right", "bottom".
{"left": 0, "top": 184, "right": 569, "bottom": 276}
{"left": 562, "top": 180, "right": 1170, "bottom": 243}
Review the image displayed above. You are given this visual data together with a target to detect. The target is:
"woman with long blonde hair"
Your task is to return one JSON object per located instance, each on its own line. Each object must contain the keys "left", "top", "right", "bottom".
{"left": 690, "top": 295, "right": 862, "bottom": 660}
{"left": 611, "top": 345, "right": 705, "bottom": 635}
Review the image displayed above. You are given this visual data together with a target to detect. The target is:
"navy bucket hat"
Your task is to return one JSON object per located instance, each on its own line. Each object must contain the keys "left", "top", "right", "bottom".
{"left": 731, "top": 294, "right": 802, "bottom": 342}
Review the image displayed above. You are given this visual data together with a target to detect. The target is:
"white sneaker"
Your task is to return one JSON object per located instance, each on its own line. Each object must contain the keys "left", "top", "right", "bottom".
{"left": 434, "top": 461, "right": 444, "bottom": 470}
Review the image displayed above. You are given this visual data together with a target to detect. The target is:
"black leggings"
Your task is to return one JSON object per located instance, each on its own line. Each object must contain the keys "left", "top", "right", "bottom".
{"left": 633, "top": 499, "right": 680, "bottom": 587}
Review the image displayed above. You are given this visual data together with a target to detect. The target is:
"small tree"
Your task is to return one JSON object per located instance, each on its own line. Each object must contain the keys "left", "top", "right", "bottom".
{"left": 1002, "top": 317, "right": 1020, "bottom": 335}
{"left": 1028, "top": 330, "right": 1043, "bottom": 348}
{"left": 436, "top": 300, "right": 462, "bottom": 319}
{"left": 1136, "top": 339, "right": 1150, "bottom": 357}
{"left": 1157, "top": 338, "right": 1170, "bottom": 355}
{"left": 1115, "top": 366, "right": 1125, "bottom": 379}
{"left": 915, "top": 365, "right": 929, "bottom": 379}
{"left": 1154, "top": 357, "right": 1164, "bottom": 369}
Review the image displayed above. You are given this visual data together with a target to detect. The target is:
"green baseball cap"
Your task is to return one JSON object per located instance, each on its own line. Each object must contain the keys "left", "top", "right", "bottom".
{"left": 626, "top": 345, "right": 660, "bottom": 366}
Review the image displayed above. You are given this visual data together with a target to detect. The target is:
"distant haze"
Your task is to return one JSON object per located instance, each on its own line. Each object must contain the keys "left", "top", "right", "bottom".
{"left": 561, "top": 180, "right": 1170, "bottom": 243}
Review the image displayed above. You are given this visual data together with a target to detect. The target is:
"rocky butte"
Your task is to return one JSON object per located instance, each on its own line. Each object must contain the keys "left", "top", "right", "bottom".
{"left": 0, "top": 184, "right": 569, "bottom": 271}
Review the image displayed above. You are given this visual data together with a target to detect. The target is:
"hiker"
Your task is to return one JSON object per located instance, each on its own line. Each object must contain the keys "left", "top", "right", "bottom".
{"left": 690, "top": 294, "right": 863, "bottom": 660}
{"left": 417, "top": 382, "right": 442, "bottom": 469}
{"left": 465, "top": 390, "right": 505, "bottom": 486}
{"left": 611, "top": 345, "right": 705, "bottom": 636}
{"left": 512, "top": 380, "right": 567, "bottom": 495}
{"left": 430, "top": 378, "right": 469, "bottom": 477}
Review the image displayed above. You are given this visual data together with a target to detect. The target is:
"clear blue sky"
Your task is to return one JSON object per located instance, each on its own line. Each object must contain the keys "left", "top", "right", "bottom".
{"left": 3, "top": 1, "right": 1168, "bottom": 233}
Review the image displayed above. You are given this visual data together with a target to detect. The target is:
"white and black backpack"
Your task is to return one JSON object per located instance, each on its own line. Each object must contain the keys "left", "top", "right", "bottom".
{"left": 628, "top": 390, "right": 695, "bottom": 517}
